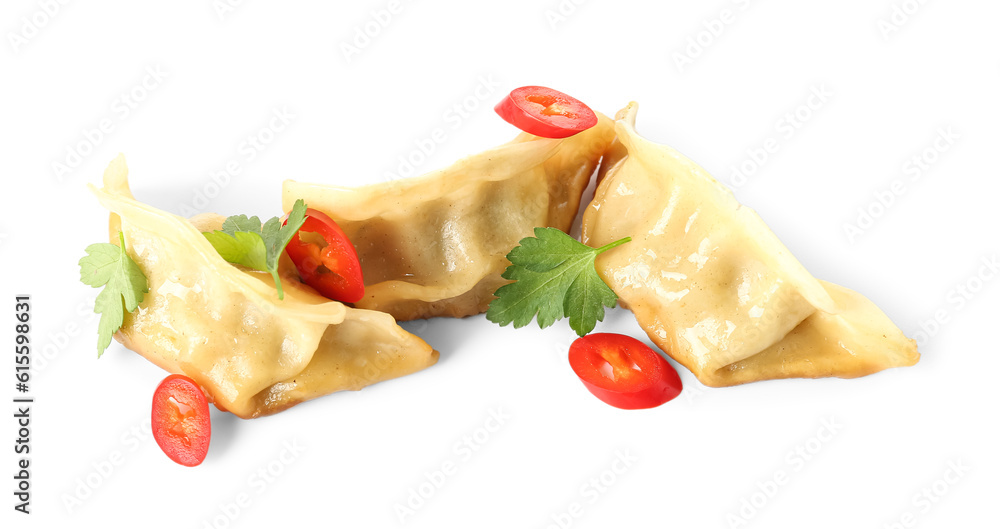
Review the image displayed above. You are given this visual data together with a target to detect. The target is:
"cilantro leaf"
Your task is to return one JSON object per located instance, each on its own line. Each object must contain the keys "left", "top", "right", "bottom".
{"left": 268, "top": 201, "right": 307, "bottom": 271}
{"left": 78, "top": 231, "right": 149, "bottom": 357}
{"left": 486, "top": 227, "right": 630, "bottom": 337}
{"left": 221, "top": 214, "right": 265, "bottom": 236}
{"left": 202, "top": 230, "right": 268, "bottom": 271}
{"left": 203, "top": 199, "right": 308, "bottom": 300}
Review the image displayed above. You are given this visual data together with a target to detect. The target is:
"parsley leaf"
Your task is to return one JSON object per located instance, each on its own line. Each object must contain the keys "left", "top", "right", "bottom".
{"left": 203, "top": 199, "right": 307, "bottom": 300}
{"left": 79, "top": 231, "right": 149, "bottom": 357}
{"left": 486, "top": 227, "right": 631, "bottom": 337}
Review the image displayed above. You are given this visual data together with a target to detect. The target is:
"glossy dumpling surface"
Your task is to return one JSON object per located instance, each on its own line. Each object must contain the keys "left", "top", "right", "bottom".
{"left": 582, "top": 103, "right": 918, "bottom": 386}
{"left": 91, "top": 155, "right": 438, "bottom": 418}
{"left": 283, "top": 114, "right": 616, "bottom": 320}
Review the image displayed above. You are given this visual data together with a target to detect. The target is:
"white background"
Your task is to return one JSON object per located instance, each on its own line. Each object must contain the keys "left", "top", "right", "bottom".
{"left": 2, "top": 0, "right": 997, "bottom": 527}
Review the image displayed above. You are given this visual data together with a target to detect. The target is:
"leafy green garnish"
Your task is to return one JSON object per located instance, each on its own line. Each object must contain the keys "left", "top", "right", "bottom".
{"left": 202, "top": 199, "right": 307, "bottom": 300}
{"left": 486, "top": 227, "right": 631, "bottom": 337}
{"left": 79, "top": 231, "right": 149, "bottom": 357}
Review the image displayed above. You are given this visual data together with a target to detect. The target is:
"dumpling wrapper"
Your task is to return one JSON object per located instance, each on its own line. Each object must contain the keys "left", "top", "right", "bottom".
{"left": 283, "top": 113, "right": 616, "bottom": 320}
{"left": 91, "top": 155, "right": 438, "bottom": 418}
{"left": 582, "top": 103, "right": 918, "bottom": 387}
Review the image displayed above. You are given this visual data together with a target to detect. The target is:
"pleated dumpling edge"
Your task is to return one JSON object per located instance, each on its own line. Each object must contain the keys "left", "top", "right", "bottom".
{"left": 582, "top": 104, "right": 918, "bottom": 387}
{"left": 88, "top": 155, "right": 438, "bottom": 418}
{"left": 282, "top": 112, "right": 617, "bottom": 321}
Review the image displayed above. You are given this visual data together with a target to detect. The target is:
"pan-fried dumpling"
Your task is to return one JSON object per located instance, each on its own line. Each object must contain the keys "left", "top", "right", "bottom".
{"left": 91, "top": 155, "right": 438, "bottom": 418}
{"left": 283, "top": 114, "right": 616, "bottom": 320}
{"left": 581, "top": 103, "right": 918, "bottom": 387}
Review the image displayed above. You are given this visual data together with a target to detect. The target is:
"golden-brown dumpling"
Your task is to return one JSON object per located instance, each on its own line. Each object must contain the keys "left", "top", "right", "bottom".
{"left": 283, "top": 114, "right": 616, "bottom": 320}
{"left": 582, "top": 103, "right": 918, "bottom": 386}
{"left": 91, "top": 155, "right": 438, "bottom": 418}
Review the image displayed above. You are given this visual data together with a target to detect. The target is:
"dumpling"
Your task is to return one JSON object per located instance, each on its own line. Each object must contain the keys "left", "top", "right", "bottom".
{"left": 581, "top": 103, "right": 918, "bottom": 387}
{"left": 283, "top": 114, "right": 616, "bottom": 320}
{"left": 715, "top": 280, "right": 920, "bottom": 385}
{"left": 90, "top": 155, "right": 438, "bottom": 418}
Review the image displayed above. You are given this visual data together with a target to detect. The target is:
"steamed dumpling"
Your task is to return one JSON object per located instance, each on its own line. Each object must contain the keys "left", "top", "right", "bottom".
{"left": 582, "top": 103, "right": 918, "bottom": 386}
{"left": 91, "top": 155, "right": 438, "bottom": 418}
{"left": 715, "top": 280, "right": 919, "bottom": 385}
{"left": 283, "top": 114, "right": 616, "bottom": 320}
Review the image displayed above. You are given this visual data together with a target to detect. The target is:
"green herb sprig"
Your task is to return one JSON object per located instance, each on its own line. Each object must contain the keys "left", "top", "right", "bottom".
{"left": 202, "top": 199, "right": 307, "bottom": 300}
{"left": 79, "top": 231, "right": 149, "bottom": 357}
{"left": 487, "top": 227, "right": 630, "bottom": 337}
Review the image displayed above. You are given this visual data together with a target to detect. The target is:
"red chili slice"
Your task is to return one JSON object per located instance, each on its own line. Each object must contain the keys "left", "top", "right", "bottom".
{"left": 568, "top": 333, "right": 683, "bottom": 410}
{"left": 494, "top": 86, "right": 598, "bottom": 139}
{"left": 151, "top": 374, "right": 211, "bottom": 467}
{"left": 283, "top": 208, "right": 365, "bottom": 303}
